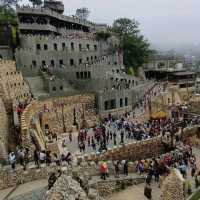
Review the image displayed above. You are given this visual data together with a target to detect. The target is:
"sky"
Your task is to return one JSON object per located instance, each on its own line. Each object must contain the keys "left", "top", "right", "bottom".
{"left": 21, "top": 0, "right": 200, "bottom": 49}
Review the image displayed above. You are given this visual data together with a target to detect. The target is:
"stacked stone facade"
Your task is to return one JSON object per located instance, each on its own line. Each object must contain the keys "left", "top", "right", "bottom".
{"left": 0, "top": 60, "right": 31, "bottom": 160}
{"left": 20, "top": 95, "right": 97, "bottom": 151}
{"left": 0, "top": 98, "right": 9, "bottom": 161}
{"left": 0, "top": 60, "right": 30, "bottom": 106}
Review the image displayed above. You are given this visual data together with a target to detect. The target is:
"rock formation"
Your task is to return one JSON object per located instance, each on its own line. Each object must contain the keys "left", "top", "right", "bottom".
{"left": 44, "top": 175, "right": 103, "bottom": 200}
{"left": 160, "top": 169, "right": 185, "bottom": 200}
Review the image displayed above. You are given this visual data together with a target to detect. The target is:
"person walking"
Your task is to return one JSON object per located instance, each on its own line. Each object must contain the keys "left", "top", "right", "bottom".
{"left": 114, "top": 161, "right": 120, "bottom": 178}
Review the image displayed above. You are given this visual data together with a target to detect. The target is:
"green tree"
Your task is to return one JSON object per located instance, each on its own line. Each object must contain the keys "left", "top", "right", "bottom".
{"left": 0, "top": 5, "right": 17, "bottom": 24}
{"left": 122, "top": 34, "right": 155, "bottom": 72}
{"left": 0, "top": 1, "right": 19, "bottom": 47}
{"left": 113, "top": 18, "right": 139, "bottom": 36}
{"left": 112, "top": 18, "right": 155, "bottom": 73}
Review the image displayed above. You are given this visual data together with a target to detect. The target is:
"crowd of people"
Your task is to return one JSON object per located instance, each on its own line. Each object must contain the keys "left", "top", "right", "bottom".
{"left": 8, "top": 147, "right": 73, "bottom": 170}
{"left": 75, "top": 115, "right": 184, "bottom": 155}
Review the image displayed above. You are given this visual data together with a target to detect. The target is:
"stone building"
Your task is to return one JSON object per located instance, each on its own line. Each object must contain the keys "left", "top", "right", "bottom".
{"left": 15, "top": 2, "right": 153, "bottom": 115}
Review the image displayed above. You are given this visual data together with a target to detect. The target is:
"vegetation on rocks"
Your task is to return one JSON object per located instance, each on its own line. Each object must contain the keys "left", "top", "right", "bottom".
{"left": 190, "top": 190, "right": 200, "bottom": 200}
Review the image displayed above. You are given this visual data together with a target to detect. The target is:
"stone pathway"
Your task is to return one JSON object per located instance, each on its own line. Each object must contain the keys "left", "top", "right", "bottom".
{"left": 0, "top": 179, "right": 47, "bottom": 200}
{"left": 0, "top": 187, "right": 15, "bottom": 200}
{"left": 108, "top": 181, "right": 160, "bottom": 200}
{"left": 89, "top": 173, "right": 145, "bottom": 185}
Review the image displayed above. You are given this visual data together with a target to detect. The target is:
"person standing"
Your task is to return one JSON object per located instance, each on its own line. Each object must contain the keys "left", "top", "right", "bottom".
{"left": 144, "top": 184, "right": 152, "bottom": 200}
{"left": 39, "top": 150, "right": 46, "bottom": 164}
{"left": 69, "top": 131, "right": 72, "bottom": 142}
{"left": 18, "top": 148, "right": 25, "bottom": 167}
{"left": 87, "top": 136, "right": 91, "bottom": 147}
{"left": 120, "top": 130, "right": 124, "bottom": 144}
{"left": 9, "top": 152, "right": 16, "bottom": 170}
{"left": 100, "top": 161, "right": 108, "bottom": 180}
{"left": 23, "top": 148, "right": 30, "bottom": 170}
{"left": 34, "top": 149, "right": 40, "bottom": 168}
{"left": 124, "top": 160, "right": 129, "bottom": 176}
{"left": 91, "top": 137, "right": 96, "bottom": 150}
{"left": 114, "top": 161, "right": 120, "bottom": 178}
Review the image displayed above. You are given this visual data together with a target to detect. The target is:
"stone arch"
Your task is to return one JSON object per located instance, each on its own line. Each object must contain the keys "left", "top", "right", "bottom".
{"left": 20, "top": 16, "right": 34, "bottom": 24}
{"left": 36, "top": 17, "right": 47, "bottom": 25}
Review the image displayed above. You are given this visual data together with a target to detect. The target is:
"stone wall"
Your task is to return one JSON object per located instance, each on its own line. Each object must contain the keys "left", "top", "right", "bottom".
{"left": 90, "top": 177, "right": 145, "bottom": 198}
{"left": 0, "top": 165, "right": 62, "bottom": 190}
{"left": 81, "top": 126, "right": 200, "bottom": 164}
{"left": 45, "top": 174, "right": 145, "bottom": 200}
{"left": 82, "top": 137, "right": 164, "bottom": 163}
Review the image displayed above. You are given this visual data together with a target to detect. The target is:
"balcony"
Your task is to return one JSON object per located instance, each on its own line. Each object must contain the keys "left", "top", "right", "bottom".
{"left": 19, "top": 23, "right": 58, "bottom": 33}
